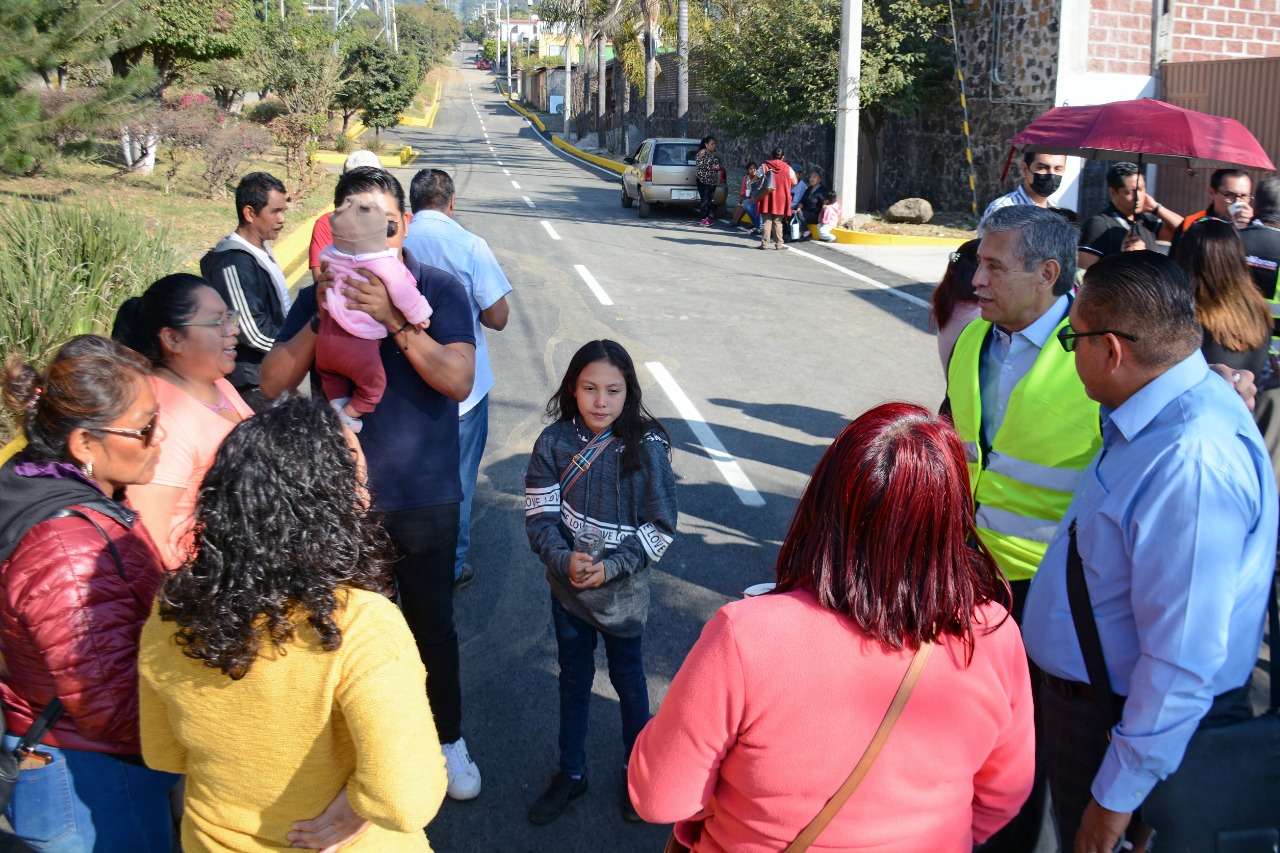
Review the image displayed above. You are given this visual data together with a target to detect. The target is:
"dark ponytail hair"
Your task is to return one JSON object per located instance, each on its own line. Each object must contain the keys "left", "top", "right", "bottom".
{"left": 112, "top": 273, "right": 210, "bottom": 366}
{"left": 545, "top": 340, "right": 669, "bottom": 474}
{"left": 3, "top": 335, "right": 151, "bottom": 463}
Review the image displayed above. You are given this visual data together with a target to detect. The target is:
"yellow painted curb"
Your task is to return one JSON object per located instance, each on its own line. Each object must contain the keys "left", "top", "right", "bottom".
{"left": 346, "top": 120, "right": 368, "bottom": 139}
{"left": 272, "top": 208, "right": 333, "bottom": 288}
{"left": 313, "top": 151, "right": 402, "bottom": 169}
{"left": 551, "top": 135, "right": 626, "bottom": 174}
{"left": 506, "top": 99, "right": 545, "bottom": 131}
{"left": 426, "top": 79, "right": 442, "bottom": 128}
{"left": 828, "top": 227, "right": 967, "bottom": 247}
{"left": 400, "top": 115, "right": 432, "bottom": 127}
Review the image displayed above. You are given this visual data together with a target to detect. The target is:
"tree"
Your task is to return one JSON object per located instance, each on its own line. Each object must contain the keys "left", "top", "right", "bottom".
{"left": 109, "top": 0, "right": 257, "bottom": 87}
{"left": 698, "top": 0, "right": 951, "bottom": 202}
{"left": 0, "top": 0, "right": 151, "bottom": 174}
{"left": 398, "top": 4, "right": 462, "bottom": 70}
{"left": 336, "top": 39, "right": 419, "bottom": 136}
{"left": 463, "top": 15, "right": 486, "bottom": 42}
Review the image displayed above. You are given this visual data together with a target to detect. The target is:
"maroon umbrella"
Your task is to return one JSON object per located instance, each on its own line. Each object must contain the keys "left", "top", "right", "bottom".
{"left": 1006, "top": 98, "right": 1275, "bottom": 174}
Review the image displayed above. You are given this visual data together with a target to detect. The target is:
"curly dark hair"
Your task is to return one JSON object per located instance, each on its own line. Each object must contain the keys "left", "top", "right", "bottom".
{"left": 158, "top": 395, "right": 396, "bottom": 680}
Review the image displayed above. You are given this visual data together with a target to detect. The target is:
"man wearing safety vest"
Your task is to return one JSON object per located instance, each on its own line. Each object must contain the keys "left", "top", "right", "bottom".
{"left": 947, "top": 205, "right": 1098, "bottom": 607}
{"left": 945, "top": 204, "right": 1093, "bottom": 853}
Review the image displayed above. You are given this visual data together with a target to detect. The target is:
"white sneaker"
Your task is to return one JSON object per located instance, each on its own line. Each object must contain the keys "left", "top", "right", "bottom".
{"left": 442, "top": 737, "right": 482, "bottom": 800}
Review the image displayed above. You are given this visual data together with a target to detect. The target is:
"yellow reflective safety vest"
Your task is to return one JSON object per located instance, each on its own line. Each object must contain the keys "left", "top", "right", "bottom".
{"left": 947, "top": 316, "right": 1102, "bottom": 581}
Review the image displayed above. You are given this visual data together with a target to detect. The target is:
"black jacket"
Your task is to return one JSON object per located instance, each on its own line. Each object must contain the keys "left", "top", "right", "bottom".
{"left": 199, "top": 235, "right": 287, "bottom": 388}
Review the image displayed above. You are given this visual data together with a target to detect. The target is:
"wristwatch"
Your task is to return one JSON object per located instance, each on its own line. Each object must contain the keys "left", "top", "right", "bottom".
{"left": 310, "top": 312, "right": 321, "bottom": 333}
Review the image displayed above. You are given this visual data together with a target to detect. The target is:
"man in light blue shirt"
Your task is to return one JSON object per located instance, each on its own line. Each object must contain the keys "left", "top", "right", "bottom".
{"left": 1023, "top": 251, "right": 1278, "bottom": 853}
{"left": 405, "top": 168, "right": 513, "bottom": 588}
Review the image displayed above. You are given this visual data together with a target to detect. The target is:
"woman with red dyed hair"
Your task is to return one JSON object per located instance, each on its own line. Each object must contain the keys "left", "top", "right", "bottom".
{"left": 628, "top": 403, "right": 1034, "bottom": 852}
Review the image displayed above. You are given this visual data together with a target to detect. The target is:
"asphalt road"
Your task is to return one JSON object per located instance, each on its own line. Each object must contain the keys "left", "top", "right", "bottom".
{"left": 0, "top": 50, "right": 944, "bottom": 853}
{"left": 374, "top": 52, "right": 947, "bottom": 853}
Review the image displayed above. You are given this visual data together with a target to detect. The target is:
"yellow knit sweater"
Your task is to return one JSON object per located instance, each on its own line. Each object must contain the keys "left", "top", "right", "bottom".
{"left": 138, "top": 588, "right": 446, "bottom": 852}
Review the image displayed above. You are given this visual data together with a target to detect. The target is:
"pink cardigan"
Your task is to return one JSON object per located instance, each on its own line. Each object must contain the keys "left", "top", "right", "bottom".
{"left": 628, "top": 589, "right": 1033, "bottom": 853}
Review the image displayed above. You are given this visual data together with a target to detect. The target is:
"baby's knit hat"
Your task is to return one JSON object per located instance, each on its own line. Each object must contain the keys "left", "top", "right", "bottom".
{"left": 329, "top": 198, "right": 388, "bottom": 256}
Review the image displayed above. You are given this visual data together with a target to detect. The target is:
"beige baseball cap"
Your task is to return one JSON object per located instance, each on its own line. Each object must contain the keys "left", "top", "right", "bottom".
{"left": 329, "top": 198, "right": 388, "bottom": 255}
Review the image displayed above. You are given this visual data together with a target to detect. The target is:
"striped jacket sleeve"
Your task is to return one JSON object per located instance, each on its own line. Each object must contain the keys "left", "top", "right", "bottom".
{"left": 206, "top": 253, "right": 281, "bottom": 353}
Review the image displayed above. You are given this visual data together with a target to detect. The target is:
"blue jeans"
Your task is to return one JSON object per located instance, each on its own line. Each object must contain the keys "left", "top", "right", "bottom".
{"left": 744, "top": 200, "right": 762, "bottom": 228}
{"left": 550, "top": 596, "right": 650, "bottom": 777}
{"left": 2, "top": 735, "right": 178, "bottom": 853}
{"left": 455, "top": 394, "right": 490, "bottom": 580}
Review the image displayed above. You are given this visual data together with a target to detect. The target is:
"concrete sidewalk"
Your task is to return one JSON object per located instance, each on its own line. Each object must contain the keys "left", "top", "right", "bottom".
{"left": 822, "top": 242, "right": 953, "bottom": 288}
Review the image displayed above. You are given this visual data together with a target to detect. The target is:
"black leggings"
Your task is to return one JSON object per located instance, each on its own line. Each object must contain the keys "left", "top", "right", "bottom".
{"left": 697, "top": 181, "right": 717, "bottom": 219}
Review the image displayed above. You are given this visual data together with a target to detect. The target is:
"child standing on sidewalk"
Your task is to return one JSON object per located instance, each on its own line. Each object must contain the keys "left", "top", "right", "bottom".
{"left": 819, "top": 190, "right": 841, "bottom": 242}
{"left": 524, "top": 339, "right": 678, "bottom": 826}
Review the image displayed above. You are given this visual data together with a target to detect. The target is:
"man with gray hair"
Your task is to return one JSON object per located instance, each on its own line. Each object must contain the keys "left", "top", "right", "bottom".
{"left": 1023, "top": 251, "right": 1276, "bottom": 851}
{"left": 946, "top": 204, "right": 1094, "bottom": 852}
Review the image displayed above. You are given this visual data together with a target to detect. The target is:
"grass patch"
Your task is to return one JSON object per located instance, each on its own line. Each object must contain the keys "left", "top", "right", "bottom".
{"left": 404, "top": 67, "right": 446, "bottom": 119}
{"left": 0, "top": 144, "right": 337, "bottom": 270}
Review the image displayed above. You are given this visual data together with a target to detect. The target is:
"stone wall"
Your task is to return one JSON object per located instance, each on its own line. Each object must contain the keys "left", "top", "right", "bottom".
{"left": 877, "top": 0, "right": 1061, "bottom": 216}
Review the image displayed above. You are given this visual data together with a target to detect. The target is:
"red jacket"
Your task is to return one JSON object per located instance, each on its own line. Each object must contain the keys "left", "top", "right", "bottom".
{"left": 758, "top": 159, "right": 795, "bottom": 217}
{"left": 0, "top": 500, "right": 165, "bottom": 754}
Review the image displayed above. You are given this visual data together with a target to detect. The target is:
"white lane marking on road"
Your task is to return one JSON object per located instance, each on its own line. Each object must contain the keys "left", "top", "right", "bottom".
{"left": 573, "top": 264, "right": 613, "bottom": 305}
{"left": 645, "top": 362, "right": 765, "bottom": 507}
{"left": 786, "top": 246, "right": 930, "bottom": 309}
{"left": 511, "top": 180, "right": 521, "bottom": 189}
{"left": 522, "top": 196, "right": 535, "bottom": 208}
{"left": 484, "top": 132, "right": 489, "bottom": 139}
{"left": 496, "top": 161, "right": 503, "bottom": 166}
{"left": 540, "top": 221, "right": 561, "bottom": 240}
{"left": 503, "top": 169, "right": 510, "bottom": 175}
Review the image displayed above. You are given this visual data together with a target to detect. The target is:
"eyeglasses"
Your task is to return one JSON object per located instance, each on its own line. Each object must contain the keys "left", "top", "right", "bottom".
{"left": 173, "top": 310, "right": 240, "bottom": 332}
{"left": 1214, "top": 190, "right": 1252, "bottom": 204}
{"left": 1057, "top": 323, "right": 1139, "bottom": 352}
{"left": 94, "top": 412, "right": 161, "bottom": 447}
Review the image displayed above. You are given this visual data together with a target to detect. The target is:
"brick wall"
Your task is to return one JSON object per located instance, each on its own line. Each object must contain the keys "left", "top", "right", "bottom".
{"left": 1088, "top": 0, "right": 1280, "bottom": 67}
{"left": 1088, "top": 0, "right": 1153, "bottom": 74}
{"left": 1169, "top": 1, "right": 1280, "bottom": 61}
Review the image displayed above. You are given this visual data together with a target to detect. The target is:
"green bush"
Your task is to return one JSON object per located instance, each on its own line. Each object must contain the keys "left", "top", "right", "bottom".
{"left": 0, "top": 199, "right": 181, "bottom": 371}
{"left": 246, "top": 98, "right": 288, "bottom": 125}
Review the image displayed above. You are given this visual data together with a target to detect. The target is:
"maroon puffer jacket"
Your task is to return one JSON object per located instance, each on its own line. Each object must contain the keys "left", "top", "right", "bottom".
{"left": 0, "top": 502, "right": 165, "bottom": 754}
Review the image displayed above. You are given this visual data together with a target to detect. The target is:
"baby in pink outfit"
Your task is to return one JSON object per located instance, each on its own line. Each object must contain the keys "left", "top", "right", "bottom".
{"left": 315, "top": 198, "right": 432, "bottom": 432}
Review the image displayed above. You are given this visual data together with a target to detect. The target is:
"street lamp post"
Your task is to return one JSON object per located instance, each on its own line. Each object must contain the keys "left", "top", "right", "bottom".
{"left": 505, "top": 0, "right": 512, "bottom": 92}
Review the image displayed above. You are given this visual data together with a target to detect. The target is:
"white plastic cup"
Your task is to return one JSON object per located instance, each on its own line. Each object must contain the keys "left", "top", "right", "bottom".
{"left": 743, "top": 582, "right": 776, "bottom": 598}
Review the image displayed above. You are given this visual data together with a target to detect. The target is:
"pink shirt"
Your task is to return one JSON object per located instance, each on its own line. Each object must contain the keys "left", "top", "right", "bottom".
{"left": 317, "top": 246, "right": 431, "bottom": 340}
{"left": 629, "top": 590, "right": 1033, "bottom": 853}
{"left": 820, "top": 202, "right": 841, "bottom": 226}
{"left": 129, "top": 376, "right": 253, "bottom": 568}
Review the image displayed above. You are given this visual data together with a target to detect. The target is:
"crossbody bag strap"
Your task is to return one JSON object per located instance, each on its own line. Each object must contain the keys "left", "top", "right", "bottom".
{"left": 45, "top": 508, "right": 126, "bottom": 582}
{"left": 782, "top": 640, "right": 935, "bottom": 853}
{"left": 1066, "top": 520, "right": 1122, "bottom": 725}
{"left": 1269, "top": 569, "right": 1279, "bottom": 713}
{"left": 12, "top": 699, "right": 64, "bottom": 758}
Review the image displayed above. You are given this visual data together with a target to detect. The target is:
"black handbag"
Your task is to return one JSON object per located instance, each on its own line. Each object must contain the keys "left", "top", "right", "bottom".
{"left": 1067, "top": 522, "right": 1280, "bottom": 853}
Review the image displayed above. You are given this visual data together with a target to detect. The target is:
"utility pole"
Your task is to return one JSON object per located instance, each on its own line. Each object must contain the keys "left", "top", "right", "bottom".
{"left": 676, "top": 0, "right": 688, "bottom": 136}
{"left": 564, "top": 26, "right": 573, "bottom": 140}
{"left": 505, "top": 0, "right": 512, "bottom": 92}
{"left": 832, "top": 0, "right": 861, "bottom": 214}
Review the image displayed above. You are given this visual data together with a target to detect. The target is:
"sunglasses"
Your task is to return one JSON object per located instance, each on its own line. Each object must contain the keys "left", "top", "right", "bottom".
{"left": 95, "top": 412, "right": 161, "bottom": 447}
{"left": 173, "top": 310, "right": 240, "bottom": 333}
{"left": 1057, "top": 323, "right": 1139, "bottom": 353}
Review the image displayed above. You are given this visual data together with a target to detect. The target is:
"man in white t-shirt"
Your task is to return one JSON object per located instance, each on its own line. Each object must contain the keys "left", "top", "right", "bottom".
{"left": 405, "top": 168, "right": 513, "bottom": 589}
